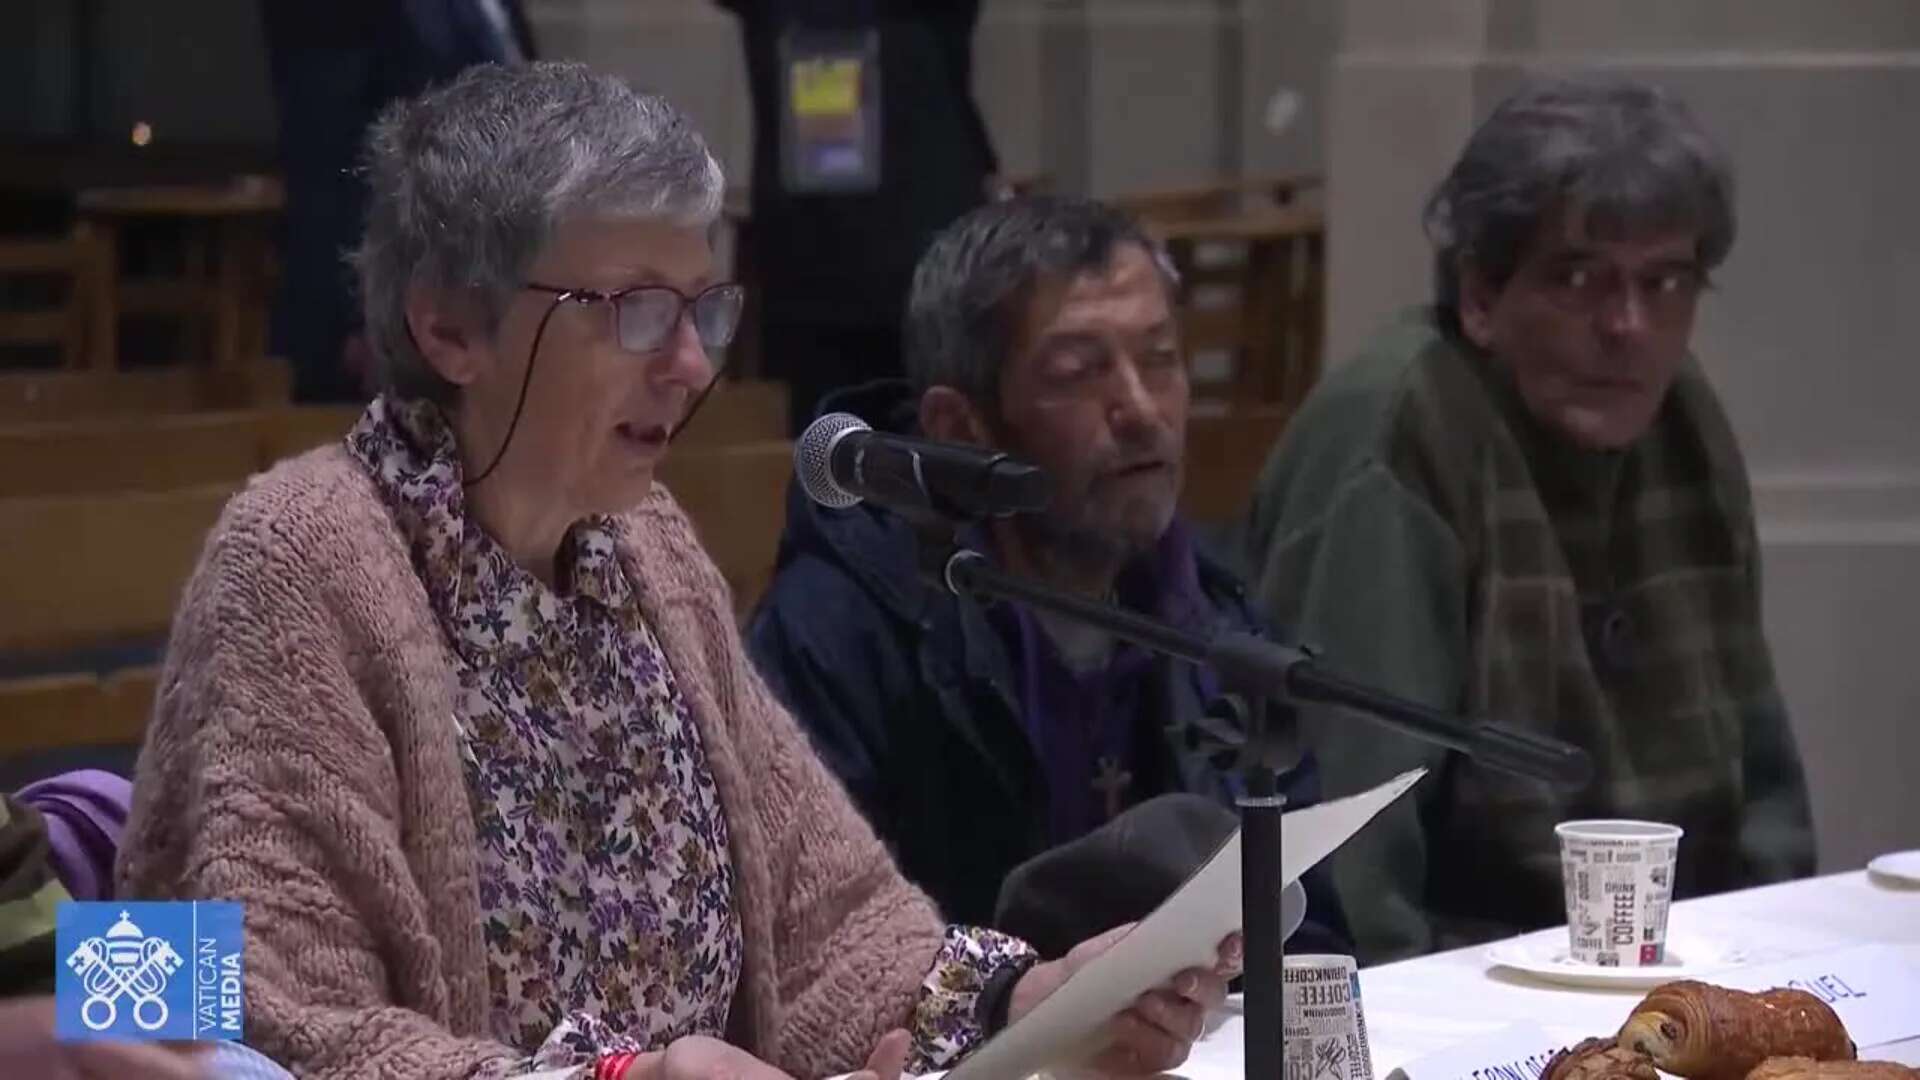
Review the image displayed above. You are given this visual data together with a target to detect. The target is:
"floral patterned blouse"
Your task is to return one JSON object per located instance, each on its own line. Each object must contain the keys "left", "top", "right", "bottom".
{"left": 347, "top": 397, "right": 1038, "bottom": 1077}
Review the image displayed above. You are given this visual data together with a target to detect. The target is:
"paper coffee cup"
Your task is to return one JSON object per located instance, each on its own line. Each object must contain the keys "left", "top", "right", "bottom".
{"left": 1555, "top": 819, "right": 1683, "bottom": 967}
{"left": 1283, "top": 954, "right": 1374, "bottom": 1080}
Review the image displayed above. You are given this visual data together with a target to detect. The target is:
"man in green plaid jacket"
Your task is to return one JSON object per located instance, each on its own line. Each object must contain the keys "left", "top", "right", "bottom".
{"left": 1239, "top": 75, "right": 1816, "bottom": 964}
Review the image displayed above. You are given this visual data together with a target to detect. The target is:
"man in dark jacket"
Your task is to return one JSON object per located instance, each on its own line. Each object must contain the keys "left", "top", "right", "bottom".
{"left": 747, "top": 197, "right": 1346, "bottom": 951}
{"left": 715, "top": 0, "right": 999, "bottom": 432}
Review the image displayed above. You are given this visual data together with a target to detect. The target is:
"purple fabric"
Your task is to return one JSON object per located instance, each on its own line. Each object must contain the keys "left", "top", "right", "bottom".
{"left": 992, "top": 523, "right": 1215, "bottom": 847}
{"left": 15, "top": 770, "right": 132, "bottom": 901}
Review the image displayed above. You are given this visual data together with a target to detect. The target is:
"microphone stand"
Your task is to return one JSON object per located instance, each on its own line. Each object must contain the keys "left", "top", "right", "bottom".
{"left": 912, "top": 530, "right": 1593, "bottom": 1080}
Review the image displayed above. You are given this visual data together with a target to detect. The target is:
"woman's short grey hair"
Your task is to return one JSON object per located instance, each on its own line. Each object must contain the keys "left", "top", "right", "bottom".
{"left": 1423, "top": 74, "right": 1735, "bottom": 331}
{"left": 905, "top": 195, "right": 1178, "bottom": 411}
{"left": 353, "top": 61, "right": 725, "bottom": 402}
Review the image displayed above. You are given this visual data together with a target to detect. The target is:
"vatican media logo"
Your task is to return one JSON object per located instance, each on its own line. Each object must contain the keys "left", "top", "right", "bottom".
{"left": 55, "top": 901, "right": 244, "bottom": 1042}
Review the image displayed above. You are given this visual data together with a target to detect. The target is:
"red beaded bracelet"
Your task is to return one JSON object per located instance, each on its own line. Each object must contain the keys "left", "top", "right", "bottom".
{"left": 594, "top": 1051, "right": 640, "bottom": 1080}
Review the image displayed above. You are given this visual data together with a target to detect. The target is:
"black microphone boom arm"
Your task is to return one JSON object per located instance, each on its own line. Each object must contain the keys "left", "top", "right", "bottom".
{"left": 925, "top": 540, "right": 1593, "bottom": 1080}
{"left": 937, "top": 549, "right": 1592, "bottom": 786}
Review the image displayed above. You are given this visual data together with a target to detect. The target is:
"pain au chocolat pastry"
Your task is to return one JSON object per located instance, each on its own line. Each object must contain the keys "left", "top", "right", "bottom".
{"left": 1542, "top": 1038, "right": 1661, "bottom": 1080}
{"left": 1619, "top": 981, "right": 1856, "bottom": 1080}
{"left": 1748, "top": 1060, "right": 1920, "bottom": 1080}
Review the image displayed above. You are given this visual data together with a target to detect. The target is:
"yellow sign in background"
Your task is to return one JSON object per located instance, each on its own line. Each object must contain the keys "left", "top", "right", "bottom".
{"left": 790, "top": 57, "right": 862, "bottom": 117}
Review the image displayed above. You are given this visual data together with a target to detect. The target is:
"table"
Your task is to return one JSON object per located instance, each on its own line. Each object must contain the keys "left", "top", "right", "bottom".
{"left": 1170, "top": 869, "right": 1920, "bottom": 1078}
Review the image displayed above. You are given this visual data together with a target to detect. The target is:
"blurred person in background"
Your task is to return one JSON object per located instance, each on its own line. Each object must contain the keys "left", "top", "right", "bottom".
{"left": 715, "top": 0, "right": 1002, "bottom": 433}
{"left": 259, "top": 1, "right": 535, "bottom": 403}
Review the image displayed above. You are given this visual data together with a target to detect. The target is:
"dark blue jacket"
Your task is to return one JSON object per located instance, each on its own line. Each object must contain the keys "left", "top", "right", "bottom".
{"left": 745, "top": 382, "right": 1348, "bottom": 949}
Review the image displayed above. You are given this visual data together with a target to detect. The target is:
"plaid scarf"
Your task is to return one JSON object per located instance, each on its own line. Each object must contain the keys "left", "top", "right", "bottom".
{"left": 1398, "top": 326, "right": 1794, "bottom": 936}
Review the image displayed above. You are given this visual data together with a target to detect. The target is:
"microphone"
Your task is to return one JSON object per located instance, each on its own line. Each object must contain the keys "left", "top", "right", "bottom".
{"left": 795, "top": 412, "right": 1054, "bottom": 520}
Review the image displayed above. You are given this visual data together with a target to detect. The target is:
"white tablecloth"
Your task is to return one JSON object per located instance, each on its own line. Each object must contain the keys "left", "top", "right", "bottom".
{"left": 1166, "top": 869, "right": 1920, "bottom": 1079}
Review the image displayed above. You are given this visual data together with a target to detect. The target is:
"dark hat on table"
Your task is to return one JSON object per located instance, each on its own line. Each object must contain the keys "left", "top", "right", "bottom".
{"left": 994, "top": 793, "right": 1242, "bottom": 960}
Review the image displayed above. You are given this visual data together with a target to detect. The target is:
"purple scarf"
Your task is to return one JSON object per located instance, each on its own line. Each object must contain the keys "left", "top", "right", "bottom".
{"left": 15, "top": 770, "right": 132, "bottom": 901}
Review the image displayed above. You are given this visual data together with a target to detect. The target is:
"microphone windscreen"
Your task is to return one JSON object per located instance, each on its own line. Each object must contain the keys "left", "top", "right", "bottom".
{"left": 795, "top": 411, "right": 868, "bottom": 509}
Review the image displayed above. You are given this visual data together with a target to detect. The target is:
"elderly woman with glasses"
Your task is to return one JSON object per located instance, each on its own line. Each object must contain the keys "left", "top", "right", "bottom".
{"left": 115, "top": 63, "right": 1232, "bottom": 1080}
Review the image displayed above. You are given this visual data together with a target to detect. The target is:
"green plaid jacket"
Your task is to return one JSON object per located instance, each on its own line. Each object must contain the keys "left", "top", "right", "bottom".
{"left": 1240, "top": 307, "right": 1816, "bottom": 964}
{"left": 0, "top": 795, "right": 67, "bottom": 995}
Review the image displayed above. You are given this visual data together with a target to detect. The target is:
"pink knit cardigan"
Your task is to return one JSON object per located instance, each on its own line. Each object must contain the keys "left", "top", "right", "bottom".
{"left": 115, "top": 446, "right": 946, "bottom": 1079}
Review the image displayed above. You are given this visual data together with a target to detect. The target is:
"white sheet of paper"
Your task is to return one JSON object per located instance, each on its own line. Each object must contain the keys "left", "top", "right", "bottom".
{"left": 1712, "top": 944, "right": 1920, "bottom": 1051}
{"left": 1382, "top": 1022, "right": 1568, "bottom": 1080}
{"left": 943, "top": 768, "right": 1427, "bottom": 1080}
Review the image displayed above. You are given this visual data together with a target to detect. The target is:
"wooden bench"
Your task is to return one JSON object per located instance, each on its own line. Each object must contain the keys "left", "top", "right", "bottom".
{"left": 1114, "top": 176, "right": 1327, "bottom": 415}
{"left": 0, "top": 435, "right": 794, "bottom": 656}
{"left": 1112, "top": 173, "right": 1323, "bottom": 224}
{"left": 77, "top": 177, "right": 284, "bottom": 378}
{"left": 0, "top": 406, "right": 359, "bottom": 499}
{"left": 1152, "top": 207, "right": 1325, "bottom": 413}
{"left": 1180, "top": 405, "right": 1293, "bottom": 525}
{"left": 657, "top": 438, "right": 793, "bottom": 615}
{"left": 0, "top": 412, "right": 262, "bottom": 499}
{"left": 0, "top": 667, "right": 157, "bottom": 759}
{"left": 671, "top": 378, "right": 788, "bottom": 447}
{"left": 0, "top": 380, "right": 790, "bottom": 498}
{"left": 0, "top": 484, "right": 233, "bottom": 657}
{"left": 256, "top": 404, "right": 364, "bottom": 467}
{"left": 0, "top": 225, "right": 117, "bottom": 369}
{"left": 0, "top": 362, "right": 292, "bottom": 423}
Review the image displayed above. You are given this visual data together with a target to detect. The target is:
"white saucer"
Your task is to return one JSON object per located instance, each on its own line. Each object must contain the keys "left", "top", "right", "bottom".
{"left": 1868, "top": 848, "right": 1920, "bottom": 886}
{"left": 1486, "top": 927, "right": 1749, "bottom": 989}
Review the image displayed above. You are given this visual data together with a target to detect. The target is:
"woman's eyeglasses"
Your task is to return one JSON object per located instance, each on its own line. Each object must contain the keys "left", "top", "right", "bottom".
{"left": 522, "top": 281, "right": 746, "bottom": 354}
{"left": 463, "top": 280, "right": 745, "bottom": 487}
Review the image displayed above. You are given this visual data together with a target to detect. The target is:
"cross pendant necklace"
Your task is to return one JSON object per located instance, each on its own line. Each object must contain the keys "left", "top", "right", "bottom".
{"left": 1092, "top": 755, "right": 1134, "bottom": 821}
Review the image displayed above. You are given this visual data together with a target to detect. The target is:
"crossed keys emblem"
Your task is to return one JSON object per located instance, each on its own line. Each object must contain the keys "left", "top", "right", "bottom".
{"left": 66, "top": 910, "right": 183, "bottom": 1032}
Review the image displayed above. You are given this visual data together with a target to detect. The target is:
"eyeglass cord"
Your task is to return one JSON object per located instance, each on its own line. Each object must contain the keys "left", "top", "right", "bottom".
{"left": 461, "top": 293, "right": 731, "bottom": 488}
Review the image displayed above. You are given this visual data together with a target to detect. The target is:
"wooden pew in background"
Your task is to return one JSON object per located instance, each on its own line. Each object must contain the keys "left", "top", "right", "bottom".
{"left": 1113, "top": 174, "right": 1323, "bottom": 225}
{"left": 0, "top": 380, "right": 792, "bottom": 499}
{"left": 0, "top": 368, "right": 207, "bottom": 422}
{"left": 0, "top": 225, "right": 117, "bottom": 370}
{"left": 672, "top": 378, "right": 788, "bottom": 447}
{"left": 0, "top": 406, "right": 355, "bottom": 499}
{"left": 0, "top": 668, "right": 156, "bottom": 759}
{"left": 0, "top": 362, "right": 292, "bottom": 423}
{"left": 251, "top": 379, "right": 788, "bottom": 462}
{"left": 0, "top": 412, "right": 796, "bottom": 766}
{"left": 0, "top": 412, "right": 260, "bottom": 498}
{"left": 0, "top": 484, "right": 232, "bottom": 656}
{"left": 658, "top": 438, "right": 793, "bottom": 616}
{"left": 1179, "top": 405, "right": 1293, "bottom": 526}
{"left": 1150, "top": 206, "right": 1326, "bottom": 413}
{"left": 256, "top": 404, "right": 363, "bottom": 466}
{"left": 0, "top": 435, "right": 796, "bottom": 657}
{"left": 247, "top": 380, "right": 789, "bottom": 467}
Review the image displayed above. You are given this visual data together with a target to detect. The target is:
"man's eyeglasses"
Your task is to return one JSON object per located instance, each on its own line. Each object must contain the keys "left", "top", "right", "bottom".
{"left": 1531, "top": 259, "right": 1707, "bottom": 321}
{"left": 522, "top": 281, "right": 746, "bottom": 354}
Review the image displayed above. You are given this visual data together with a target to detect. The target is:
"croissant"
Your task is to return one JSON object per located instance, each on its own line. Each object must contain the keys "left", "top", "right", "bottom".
{"left": 1619, "top": 981, "right": 1856, "bottom": 1080}
{"left": 1748, "top": 1059, "right": 1919, "bottom": 1080}
{"left": 1541, "top": 1038, "right": 1660, "bottom": 1080}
